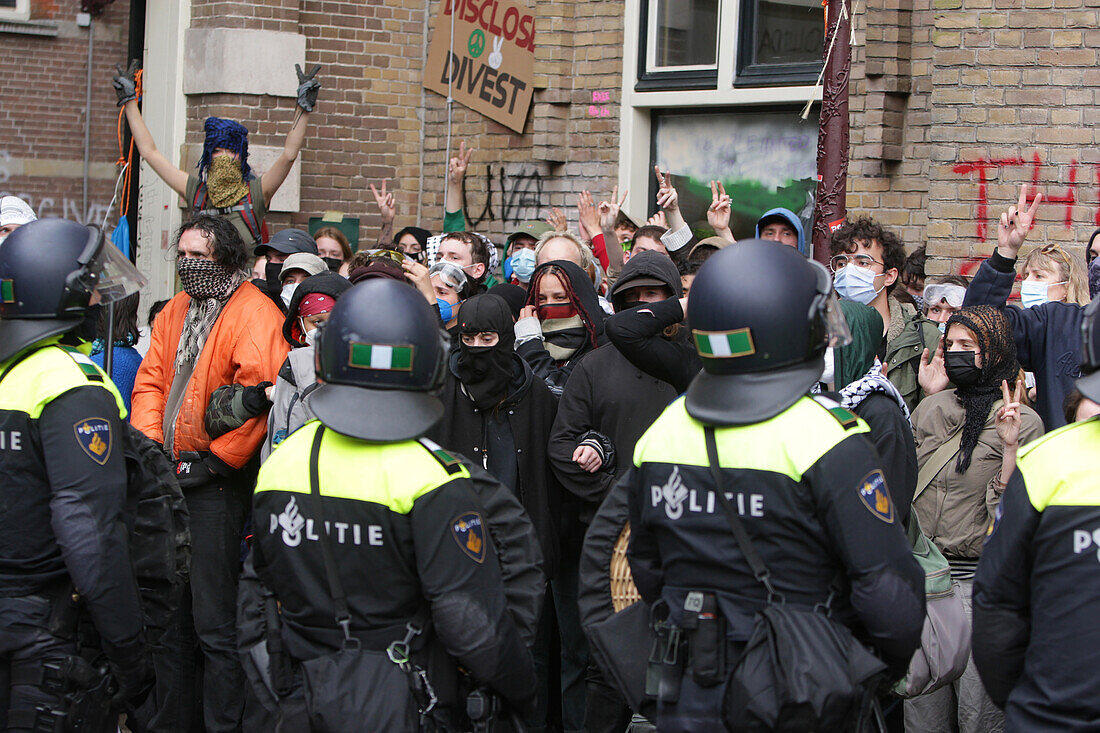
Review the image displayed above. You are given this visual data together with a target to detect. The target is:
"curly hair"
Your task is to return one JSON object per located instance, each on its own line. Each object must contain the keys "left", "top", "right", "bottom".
{"left": 944, "top": 305, "right": 1020, "bottom": 473}
{"left": 173, "top": 214, "right": 249, "bottom": 272}
{"left": 829, "top": 216, "right": 906, "bottom": 294}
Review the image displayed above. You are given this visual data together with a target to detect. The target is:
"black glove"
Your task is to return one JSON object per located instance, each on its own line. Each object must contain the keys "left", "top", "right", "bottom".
{"left": 242, "top": 381, "right": 274, "bottom": 415}
{"left": 175, "top": 455, "right": 214, "bottom": 488}
{"left": 105, "top": 637, "right": 154, "bottom": 710}
{"left": 295, "top": 63, "right": 322, "bottom": 112}
{"left": 112, "top": 59, "right": 140, "bottom": 107}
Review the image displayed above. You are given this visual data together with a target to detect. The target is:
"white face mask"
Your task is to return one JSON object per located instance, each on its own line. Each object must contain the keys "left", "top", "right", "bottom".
{"left": 1020, "top": 279, "right": 1065, "bottom": 309}
{"left": 820, "top": 347, "right": 835, "bottom": 387}
{"left": 833, "top": 264, "right": 886, "bottom": 306}
{"left": 304, "top": 327, "right": 319, "bottom": 347}
{"left": 280, "top": 282, "right": 299, "bottom": 308}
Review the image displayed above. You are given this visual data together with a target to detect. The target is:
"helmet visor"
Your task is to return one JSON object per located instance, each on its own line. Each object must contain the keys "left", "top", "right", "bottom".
{"left": 1081, "top": 295, "right": 1100, "bottom": 371}
{"left": 78, "top": 229, "right": 147, "bottom": 304}
{"left": 810, "top": 259, "right": 852, "bottom": 349}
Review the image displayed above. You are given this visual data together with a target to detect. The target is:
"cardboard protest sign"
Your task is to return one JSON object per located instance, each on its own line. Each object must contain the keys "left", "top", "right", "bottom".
{"left": 423, "top": 0, "right": 535, "bottom": 134}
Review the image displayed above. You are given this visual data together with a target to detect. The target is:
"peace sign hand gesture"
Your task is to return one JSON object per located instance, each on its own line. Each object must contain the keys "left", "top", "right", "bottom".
{"left": 295, "top": 64, "right": 322, "bottom": 112}
{"left": 996, "top": 378, "right": 1025, "bottom": 449}
{"left": 369, "top": 180, "right": 396, "bottom": 224}
{"left": 598, "top": 186, "right": 629, "bottom": 233}
{"left": 997, "top": 183, "right": 1042, "bottom": 259}
{"left": 448, "top": 141, "right": 474, "bottom": 186}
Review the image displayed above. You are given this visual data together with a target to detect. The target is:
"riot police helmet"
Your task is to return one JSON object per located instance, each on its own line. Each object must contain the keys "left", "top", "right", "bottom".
{"left": 0, "top": 218, "right": 146, "bottom": 362}
{"left": 685, "top": 239, "right": 851, "bottom": 425}
{"left": 1076, "top": 294, "right": 1100, "bottom": 403}
{"left": 307, "top": 278, "right": 448, "bottom": 441}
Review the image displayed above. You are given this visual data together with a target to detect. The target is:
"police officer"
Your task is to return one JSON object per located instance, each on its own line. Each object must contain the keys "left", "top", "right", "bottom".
{"left": 625, "top": 240, "right": 925, "bottom": 731}
{"left": 972, "top": 296, "right": 1100, "bottom": 730}
{"left": 249, "top": 278, "right": 537, "bottom": 730}
{"left": 0, "top": 219, "right": 151, "bottom": 730}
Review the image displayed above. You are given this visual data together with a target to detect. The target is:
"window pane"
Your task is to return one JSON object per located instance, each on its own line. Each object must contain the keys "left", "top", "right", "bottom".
{"left": 653, "top": 0, "right": 719, "bottom": 68}
{"left": 0, "top": 0, "right": 18, "bottom": 8}
{"left": 753, "top": 0, "right": 823, "bottom": 66}
{"left": 652, "top": 109, "right": 819, "bottom": 241}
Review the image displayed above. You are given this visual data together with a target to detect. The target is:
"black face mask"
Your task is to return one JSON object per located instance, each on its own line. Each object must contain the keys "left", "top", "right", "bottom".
{"left": 322, "top": 257, "right": 343, "bottom": 273}
{"left": 264, "top": 261, "right": 284, "bottom": 294}
{"left": 619, "top": 299, "right": 643, "bottom": 312}
{"left": 76, "top": 303, "right": 102, "bottom": 344}
{"left": 454, "top": 343, "right": 515, "bottom": 410}
{"left": 945, "top": 350, "right": 982, "bottom": 389}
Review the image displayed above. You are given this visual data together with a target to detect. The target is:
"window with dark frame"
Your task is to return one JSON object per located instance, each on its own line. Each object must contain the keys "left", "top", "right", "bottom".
{"left": 0, "top": 0, "right": 18, "bottom": 8}
{"left": 637, "top": 0, "right": 721, "bottom": 91}
{"left": 736, "top": 0, "right": 824, "bottom": 86}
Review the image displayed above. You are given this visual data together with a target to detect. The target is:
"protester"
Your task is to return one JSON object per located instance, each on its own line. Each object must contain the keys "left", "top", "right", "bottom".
{"left": 131, "top": 215, "right": 287, "bottom": 731}
{"left": 1019, "top": 241, "right": 1090, "bottom": 307}
{"left": 113, "top": 62, "right": 319, "bottom": 248}
{"left": 394, "top": 225, "right": 431, "bottom": 261}
{"left": 0, "top": 219, "right": 151, "bottom": 730}
{"left": 0, "top": 195, "right": 36, "bottom": 242}
{"left": 907, "top": 304, "right": 1043, "bottom": 732}
{"left": 262, "top": 270, "right": 351, "bottom": 460}
{"left": 1062, "top": 387, "right": 1100, "bottom": 423}
{"left": 623, "top": 225, "right": 669, "bottom": 261}
{"left": 901, "top": 246, "right": 928, "bottom": 305}
{"left": 756, "top": 207, "right": 809, "bottom": 257}
{"left": 972, "top": 299, "right": 1100, "bottom": 730}
{"left": 503, "top": 220, "right": 551, "bottom": 287}
{"left": 436, "top": 230, "right": 492, "bottom": 294}
{"left": 962, "top": 184, "right": 1086, "bottom": 429}
{"left": 277, "top": 252, "right": 326, "bottom": 308}
{"left": 830, "top": 216, "right": 942, "bottom": 411}
{"left": 515, "top": 259, "right": 606, "bottom": 396}
{"left": 312, "top": 225, "right": 353, "bottom": 274}
{"left": 254, "top": 229, "right": 320, "bottom": 308}
{"left": 924, "top": 275, "right": 969, "bottom": 327}
{"left": 89, "top": 292, "right": 144, "bottom": 415}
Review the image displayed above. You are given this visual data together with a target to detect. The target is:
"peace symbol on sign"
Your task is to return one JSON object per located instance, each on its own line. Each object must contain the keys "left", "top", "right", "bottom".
{"left": 468, "top": 29, "right": 486, "bottom": 58}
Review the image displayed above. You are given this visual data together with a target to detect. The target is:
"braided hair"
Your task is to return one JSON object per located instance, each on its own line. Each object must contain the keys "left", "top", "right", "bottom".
{"left": 199, "top": 117, "right": 252, "bottom": 181}
{"left": 527, "top": 264, "right": 599, "bottom": 351}
{"left": 944, "top": 305, "right": 1020, "bottom": 472}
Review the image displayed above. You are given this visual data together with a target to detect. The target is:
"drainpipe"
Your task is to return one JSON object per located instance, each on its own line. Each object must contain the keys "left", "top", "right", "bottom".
{"left": 82, "top": 17, "right": 94, "bottom": 223}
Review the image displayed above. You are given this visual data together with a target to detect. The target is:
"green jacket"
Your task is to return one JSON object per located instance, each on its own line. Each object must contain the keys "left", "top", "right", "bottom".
{"left": 885, "top": 297, "right": 942, "bottom": 413}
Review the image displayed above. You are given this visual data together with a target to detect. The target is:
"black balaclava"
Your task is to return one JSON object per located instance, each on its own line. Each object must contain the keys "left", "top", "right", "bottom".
{"left": 264, "top": 260, "right": 284, "bottom": 294}
{"left": 454, "top": 294, "right": 517, "bottom": 410}
{"left": 944, "top": 305, "right": 1020, "bottom": 473}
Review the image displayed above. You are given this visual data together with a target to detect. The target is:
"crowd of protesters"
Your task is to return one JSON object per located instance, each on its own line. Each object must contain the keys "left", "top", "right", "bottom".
{"left": 2, "top": 60, "right": 1100, "bottom": 733}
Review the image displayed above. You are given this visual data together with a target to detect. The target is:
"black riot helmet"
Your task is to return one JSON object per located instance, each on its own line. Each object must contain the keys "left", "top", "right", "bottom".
{"left": 685, "top": 239, "right": 851, "bottom": 426}
{"left": 307, "top": 278, "right": 449, "bottom": 441}
{"left": 0, "top": 218, "right": 146, "bottom": 362}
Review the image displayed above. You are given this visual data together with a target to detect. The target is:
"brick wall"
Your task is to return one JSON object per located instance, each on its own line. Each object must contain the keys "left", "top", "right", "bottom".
{"left": 849, "top": 0, "right": 1100, "bottom": 279}
{"left": 0, "top": 0, "right": 130, "bottom": 226}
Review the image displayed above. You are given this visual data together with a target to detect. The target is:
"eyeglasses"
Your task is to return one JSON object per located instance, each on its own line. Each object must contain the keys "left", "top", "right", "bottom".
{"left": 829, "top": 253, "right": 884, "bottom": 272}
{"left": 1036, "top": 243, "right": 1072, "bottom": 269}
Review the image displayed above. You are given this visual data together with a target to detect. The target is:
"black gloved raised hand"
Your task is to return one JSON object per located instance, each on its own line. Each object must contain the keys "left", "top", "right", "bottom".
{"left": 112, "top": 59, "right": 141, "bottom": 107}
{"left": 242, "top": 381, "right": 274, "bottom": 415}
{"left": 295, "top": 63, "right": 322, "bottom": 112}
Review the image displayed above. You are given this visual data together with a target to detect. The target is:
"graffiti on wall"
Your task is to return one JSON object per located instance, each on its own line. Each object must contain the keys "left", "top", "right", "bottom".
{"left": 951, "top": 154, "right": 1093, "bottom": 241}
{"left": 467, "top": 165, "right": 546, "bottom": 227}
{"left": 0, "top": 151, "right": 109, "bottom": 224}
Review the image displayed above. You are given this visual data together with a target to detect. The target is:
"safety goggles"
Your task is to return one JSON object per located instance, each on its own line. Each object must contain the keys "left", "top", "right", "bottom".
{"left": 922, "top": 283, "right": 966, "bottom": 309}
{"left": 362, "top": 248, "right": 410, "bottom": 265}
{"left": 428, "top": 261, "right": 468, "bottom": 292}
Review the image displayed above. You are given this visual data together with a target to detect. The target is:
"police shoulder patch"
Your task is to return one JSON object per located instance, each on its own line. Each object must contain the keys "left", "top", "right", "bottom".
{"left": 73, "top": 417, "right": 112, "bottom": 465}
{"left": 812, "top": 395, "right": 859, "bottom": 429}
{"left": 420, "top": 438, "right": 464, "bottom": 476}
{"left": 451, "top": 511, "right": 486, "bottom": 563}
{"left": 857, "top": 470, "right": 894, "bottom": 523}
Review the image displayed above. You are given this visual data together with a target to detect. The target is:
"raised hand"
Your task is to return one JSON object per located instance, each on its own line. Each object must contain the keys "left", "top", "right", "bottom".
{"left": 997, "top": 183, "right": 1042, "bottom": 258}
{"left": 369, "top": 180, "right": 396, "bottom": 224}
{"left": 598, "top": 185, "right": 628, "bottom": 233}
{"left": 707, "top": 180, "right": 734, "bottom": 240}
{"left": 294, "top": 64, "right": 322, "bottom": 112}
{"left": 448, "top": 140, "right": 474, "bottom": 186}
{"left": 996, "top": 378, "right": 1025, "bottom": 449}
{"left": 545, "top": 206, "right": 568, "bottom": 232}
{"left": 918, "top": 337, "right": 950, "bottom": 395}
{"left": 648, "top": 211, "right": 668, "bottom": 228}
{"left": 577, "top": 190, "right": 600, "bottom": 241}
{"left": 654, "top": 166, "right": 678, "bottom": 214}
{"left": 112, "top": 59, "right": 141, "bottom": 106}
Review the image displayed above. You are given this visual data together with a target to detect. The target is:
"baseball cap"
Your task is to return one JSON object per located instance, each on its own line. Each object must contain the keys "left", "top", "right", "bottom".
{"left": 279, "top": 252, "right": 327, "bottom": 280}
{"left": 255, "top": 228, "right": 318, "bottom": 256}
{"left": 0, "top": 196, "right": 37, "bottom": 228}
{"left": 506, "top": 220, "right": 552, "bottom": 245}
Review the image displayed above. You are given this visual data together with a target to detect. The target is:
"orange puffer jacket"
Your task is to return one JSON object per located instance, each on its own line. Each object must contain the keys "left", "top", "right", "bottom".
{"left": 132, "top": 281, "right": 288, "bottom": 469}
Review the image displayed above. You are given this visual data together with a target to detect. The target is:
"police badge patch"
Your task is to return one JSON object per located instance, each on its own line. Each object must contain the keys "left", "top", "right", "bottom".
{"left": 73, "top": 418, "right": 112, "bottom": 465}
{"left": 857, "top": 470, "right": 894, "bottom": 524}
{"left": 451, "top": 512, "right": 486, "bottom": 563}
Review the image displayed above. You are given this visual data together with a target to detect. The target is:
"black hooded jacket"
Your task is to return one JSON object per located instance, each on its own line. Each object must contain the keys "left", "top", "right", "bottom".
{"left": 516, "top": 259, "right": 607, "bottom": 396}
{"left": 548, "top": 253, "right": 682, "bottom": 524}
{"left": 605, "top": 297, "right": 699, "bottom": 393}
{"left": 426, "top": 294, "right": 563, "bottom": 577}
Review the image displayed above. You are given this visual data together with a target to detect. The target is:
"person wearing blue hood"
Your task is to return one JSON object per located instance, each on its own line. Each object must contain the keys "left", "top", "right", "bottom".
{"left": 756, "top": 207, "right": 809, "bottom": 257}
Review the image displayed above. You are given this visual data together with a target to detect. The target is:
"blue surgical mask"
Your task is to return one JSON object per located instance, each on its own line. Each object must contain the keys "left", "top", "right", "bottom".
{"left": 511, "top": 248, "right": 537, "bottom": 283}
{"left": 833, "top": 264, "right": 885, "bottom": 305}
{"left": 938, "top": 321, "right": 947, "bottom": 334}
{"left": 1020, "top": 279, "right": 1064, "bottom": 308}
{"left": 436, "top": 298, "right": 455, "bottom": 322}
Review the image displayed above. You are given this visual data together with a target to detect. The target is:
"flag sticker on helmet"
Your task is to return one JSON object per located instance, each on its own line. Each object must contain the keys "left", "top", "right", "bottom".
{"left": 693, "top": 328, "right": 755, "bottom": 358}
{"left": 857, "top": 470, "right": 895, "bottom": 524}
{"left": 0, "top": 279, "right": 13, "bottom": 304}
{"left": 348, "top": 342, "right": 415, "bottom": 371}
